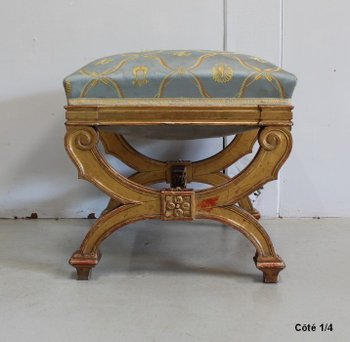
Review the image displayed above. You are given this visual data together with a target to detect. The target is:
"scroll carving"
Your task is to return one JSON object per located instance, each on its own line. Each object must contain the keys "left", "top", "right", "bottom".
{"left": 73, "top": 126, "right": 98, "bottom": 150}
{"left": 259, "top": 126, "right": 291, "bottom": 151}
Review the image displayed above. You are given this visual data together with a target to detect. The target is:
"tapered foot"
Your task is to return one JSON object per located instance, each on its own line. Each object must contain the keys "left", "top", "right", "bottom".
{"left": 262, "top": 268, "right": 283, "bottom": 283}
{"left": 76, "top": 267, "right": 92, "bottom": 280}
{"left": 254, "top": 254, "right": 285, "bottom": 283}
{"left": 69, "top": 249, "right": 101, "bottom": 280}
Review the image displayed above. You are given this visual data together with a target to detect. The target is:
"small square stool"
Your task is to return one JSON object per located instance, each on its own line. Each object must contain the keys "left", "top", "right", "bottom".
{"left": 63, "top": 50, "right": 296, "bottom": 282}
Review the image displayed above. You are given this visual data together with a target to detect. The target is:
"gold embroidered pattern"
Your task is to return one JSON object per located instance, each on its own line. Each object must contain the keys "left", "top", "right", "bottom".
{"left": 78, "top": 57, "right": 138, "bottom": 98}
{"left": 95, "top": 58, "right": 114, "bottom": 65}
{"left": 212, "top": 64, "right": 234, "bottom": 83}
{"left": 172, "top": 51, "right": 192, "bottom": 57}
{"left": 250, "top": 56, "right": 268, "bottom": 63}
{"left": 237, "top": 66, "right": 285, "bottom": 98}
{"left": 63, "top": 80, "right": 72, "bottom": 97}
{"left": 176, "top": 67, "right": 187, "bottom": 74}
{"left": 64, "top": 50, "right": 295, "bottom": 102}
{"left": 132, "top": 66, "right": 149, "bottom": 87}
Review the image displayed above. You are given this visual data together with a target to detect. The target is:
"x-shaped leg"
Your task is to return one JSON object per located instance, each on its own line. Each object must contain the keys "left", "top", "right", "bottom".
{"left": 65, "top": 125, "right": 291, "bottom": 282}
{"left": 100, "top": 129, "right": 261, "bottom": 218}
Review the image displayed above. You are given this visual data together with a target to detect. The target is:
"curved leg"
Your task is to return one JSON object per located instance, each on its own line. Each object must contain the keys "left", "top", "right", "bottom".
{"left": 193, "top": 126, "right": 291, "bottom": 282}
{"left": 196, "top": 126, "right": 292, "bottom": 208}
{"left": 104, "top": 171, "right": 260, "bottom": 219}
{"left": 69, "top": 203, "right": 159, "bottom": 280}
{"left": 65, "top": 126, "right": 159, "bottom": 204}
{"left": 100, "top": 130, "right": 261, "bottom": 217}
{"left": 193, "top": 171, "right": 261, "bottom": 219}
{"left": 65, "top": 126, "right": 161, "bottom": 279}
{"left": 238, "top": 196, "right": 261, "bottom": 220}
{"left": 197, "top": 205, "right": 285, "bottom": 283}
{"left": 100, "top": 129, "right": 258, "bottom": 175}
{"left": 100, "top": 131, "right": 165, "bottom": 172}
{"left": 66, "top": 126, "right": 290, "bottom": 282}
{"left": 191, "top": 129, "right": 258, "bottom": 174}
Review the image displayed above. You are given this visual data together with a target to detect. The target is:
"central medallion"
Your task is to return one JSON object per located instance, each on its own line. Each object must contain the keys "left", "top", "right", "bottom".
{"left": 161, "top": 189, "right": 195, "bottom": 221}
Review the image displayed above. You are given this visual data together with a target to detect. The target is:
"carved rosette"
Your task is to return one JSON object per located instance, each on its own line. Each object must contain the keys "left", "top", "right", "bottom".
{"left": 161, "top": 190, "right": 195, "bottom": 220}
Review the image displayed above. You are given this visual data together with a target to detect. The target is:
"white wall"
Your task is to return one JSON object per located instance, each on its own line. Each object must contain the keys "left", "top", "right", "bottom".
{"left": 280, "top": 1, "right": 350, "bottom": 217}
{"left": 0, "top": 0, "right": 349, "bottom": 218}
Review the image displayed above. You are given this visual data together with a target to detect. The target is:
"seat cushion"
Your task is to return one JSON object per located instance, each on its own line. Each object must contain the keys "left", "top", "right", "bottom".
{"left": 64, "top": 50, "right": 297, "bottom": 106}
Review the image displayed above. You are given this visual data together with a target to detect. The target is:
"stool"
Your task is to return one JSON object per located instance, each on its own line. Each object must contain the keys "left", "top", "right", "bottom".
{"left": 63, "top": 50, "right": 296, "bottom": 282}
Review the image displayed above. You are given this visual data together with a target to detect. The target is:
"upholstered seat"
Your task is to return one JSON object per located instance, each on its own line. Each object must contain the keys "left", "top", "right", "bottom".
{"left": 64, "top": 50, "right": 296, "bottom": 139}
{"left": 64, "top": 50, "right": 296, "bottom": 106}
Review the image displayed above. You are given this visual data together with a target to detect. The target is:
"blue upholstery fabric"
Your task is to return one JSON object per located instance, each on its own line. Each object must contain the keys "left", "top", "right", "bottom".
{"left": 64, "top": 50, "right": 296, "bottom": 106}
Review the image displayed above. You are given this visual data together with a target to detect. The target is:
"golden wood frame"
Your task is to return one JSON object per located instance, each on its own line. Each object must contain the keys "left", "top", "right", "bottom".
{"left": 99, "top": 129, "right": 261, "bottom": 218}
{"left": 65, "top": 104, "right": 293, "bottom": 283}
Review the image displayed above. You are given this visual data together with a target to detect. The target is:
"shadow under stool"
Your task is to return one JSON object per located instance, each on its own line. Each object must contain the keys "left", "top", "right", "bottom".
{"left": 63, "top": 50, "right": 297, "bottom": 282}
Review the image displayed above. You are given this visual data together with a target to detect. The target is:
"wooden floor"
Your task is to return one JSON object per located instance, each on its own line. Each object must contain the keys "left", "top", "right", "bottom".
{"left": 0, "top": 218, "right": 348, "bottom": 341}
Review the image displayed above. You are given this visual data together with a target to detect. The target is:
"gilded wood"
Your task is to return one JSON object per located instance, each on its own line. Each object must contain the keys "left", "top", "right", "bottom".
{"left": 69, "top": 203, "right": 159, "bottom": 280}
{"left": 80, "top": 202, "right": 159, "bottom": 254}
{"left": 100, "top": 129, "right": 259, "bottom": 177}
{"left": 66, "top": 104, "right": 293, "bottom": 126}
{"left": 238, "top": 196, "right": 261, "bottom": 220}
{"left": 161, "top": 189, "right": 195, "bottom": 220}
{"left": 196, "top": 126, "right": 292, "bottom": 208}
{"left": 65, "top": 126, "right": 159, "bottom": 204}
{"left": 65, "top": 104, "right": 293, "bottom": 282}
{"left": 100, "top": 129, "right": 260, "bottom": 218}
{"left": 196, "top": 205, "right": 285, "bottom": 282}
{"left": 100, "top": 131, "right": 165, "bottom": 172}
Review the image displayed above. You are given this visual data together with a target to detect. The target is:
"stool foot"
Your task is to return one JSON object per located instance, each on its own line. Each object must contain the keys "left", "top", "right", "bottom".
{"left": 76, "top": 267, "right": 92, "bottom": 280}
{"left": 69, "top": 250, "right": 101, "bottom": 280}
{"left": 254, "top": 254, "right": 285, "bottom": 283}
